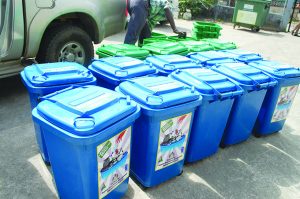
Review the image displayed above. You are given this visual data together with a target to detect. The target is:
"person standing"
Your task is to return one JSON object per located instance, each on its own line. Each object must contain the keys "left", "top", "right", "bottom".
{"left": 124, "top": 0, "right": 183, "bottom": 45}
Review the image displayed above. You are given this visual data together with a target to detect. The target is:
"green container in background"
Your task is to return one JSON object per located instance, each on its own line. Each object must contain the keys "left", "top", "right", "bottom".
{"left": 193, "top": 21, "right": 222, "bottom": 32}
{"left": 232, "top": 0, "right": 271, "bottom": 32}
{"left": 202, "top": 39, "right": 237, "bottom": 50}
{"left": 96, "top": 44, "right": 150, "bottom": 60}
{"left": 178, "top": 41, "right": 215, "bottom": 52}
{"left": 142, "top": 41, "right": 189, "bottom": 56}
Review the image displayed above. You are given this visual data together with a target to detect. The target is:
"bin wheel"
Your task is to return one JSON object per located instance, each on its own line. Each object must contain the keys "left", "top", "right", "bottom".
{"left": 233, "top": 24, "right": 236, "bottom": 29}
{"left": 177, "top": 170, "right": 183, "bottom": 176}
{"left": 254, "top": 28, "right": 260, "bottom": 32}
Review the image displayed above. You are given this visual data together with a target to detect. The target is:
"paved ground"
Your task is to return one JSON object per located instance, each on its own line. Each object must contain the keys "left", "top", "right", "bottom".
{"left": 1, "top": 20, "right": 300, "bottom": 199}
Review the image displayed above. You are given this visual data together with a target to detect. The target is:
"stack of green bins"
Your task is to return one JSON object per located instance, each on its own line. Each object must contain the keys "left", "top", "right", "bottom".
{"left": 96, "top": 44, "right": 150, "bottom": 60}
{"left": 202, "top": 39, "right": 237, "bottom": 50}
{"left": 142, "top": 41, "right": 189, "bottom": 56}
{"left": 178, "top": 40, "right": 215, "bottom": 53}
{"left": 192, "top": 21, "right": 222, "bottom": 40}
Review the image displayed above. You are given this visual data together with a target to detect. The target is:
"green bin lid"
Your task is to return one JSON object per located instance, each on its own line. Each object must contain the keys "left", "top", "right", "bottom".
{"left": 179, "top": 41, "right": 215, "bottom": 52}
{"left": 142, "top": 41, "right": 189, "bottom": 55}
{"left": 96, "top": 44, "right": 150, "bottom": 58}
{"left": 202, "top": 39, "right": 237, "bottom": 50}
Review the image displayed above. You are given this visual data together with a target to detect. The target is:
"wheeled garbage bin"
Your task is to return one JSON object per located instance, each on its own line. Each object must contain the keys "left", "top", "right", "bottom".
{"left": 146, "top": 54, "right": 202, "bottom": 76}
{"left": 20, "top": 62, "right": 96, "bottom": 163}
{"left": 170, "top": 68, "right": 243, "bottom": 162}
{"left": 187, "top": 51, "right": 237, "bottom": 68}
{"left": 116, "top": 76, "right": 202, "bottom": 187}
{"left": 248, "top": 60, "right": 300, "bottom": 136}
{"left": 88, "top": 56, "right": 157, "bottom": 89}
{"left": 232, "top": 0, "right": 271, "bottom": 32}
{"left": 32, "top": 86, "right": 141, "bottom": 199}
{"left": 212, "top": 62, "right": 277, "bottom": 146}
{"left": 221, "top": 49, "right": 263, "bottom": 64}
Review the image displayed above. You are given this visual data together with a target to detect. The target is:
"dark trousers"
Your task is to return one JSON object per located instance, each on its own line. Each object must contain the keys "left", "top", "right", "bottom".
{"left": 124, "top": 0, "right": 151, "bottom": 45}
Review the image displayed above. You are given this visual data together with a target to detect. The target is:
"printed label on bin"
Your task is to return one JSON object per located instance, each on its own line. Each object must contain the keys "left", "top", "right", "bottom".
{"left": 97, "top": 127, "right": 131, "bottom": 199}
{"left": 155, "top": 113, "right": 192, "bottom": 171}
{"left": 271, "top": 86, "right": 299, "bottom": 123}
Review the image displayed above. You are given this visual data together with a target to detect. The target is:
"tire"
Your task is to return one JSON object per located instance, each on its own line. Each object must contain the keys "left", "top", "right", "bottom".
{"left": 37, "top": 25, "right": 94, "bottom": 66}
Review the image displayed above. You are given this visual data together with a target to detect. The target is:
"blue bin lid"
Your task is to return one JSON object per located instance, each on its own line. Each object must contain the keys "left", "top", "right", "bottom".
{"left": 187, "top": 51, "right": 236, "bottom": 66}
{"left": 221, "top": 49, "right": 263, "bottom": 63}
{"left": 89, "top": 57, "right": 156, "bottom": 80}
{"left": 248, "top": 60, "right": 300, "bottom": 78}
{"left": 212, "top": 62, "right": 277, "bottom": 90}
{"left": 146, "top": 55, "right": 202, "bottom": 73}
{"left": 118, "top": 76, "right": 200, "bottom": 109}
{"left": 36, "top": 86, "right": 138, "bottom": 136}
{"left": 170, "top": 68, "right": 243, "bottom": 100}
{"left": 23, "top": 62, "right": 94, "bottom": 87}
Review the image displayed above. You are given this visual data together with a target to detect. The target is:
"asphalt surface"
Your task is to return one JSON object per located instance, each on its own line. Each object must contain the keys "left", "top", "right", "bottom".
{"left": 1, "top": 20, "right": 300, "bottom": 199}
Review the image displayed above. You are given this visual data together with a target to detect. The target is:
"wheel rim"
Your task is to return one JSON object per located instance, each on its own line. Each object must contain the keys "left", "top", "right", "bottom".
{"left": 58, "top": 42, "right": 86, "bottom": 64}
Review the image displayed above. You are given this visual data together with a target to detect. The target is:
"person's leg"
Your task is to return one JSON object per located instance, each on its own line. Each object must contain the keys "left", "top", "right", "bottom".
{"left": 124, "top": 0, "right": 148, "bottom": 44}
{"left": 294, "top": 22, "right": 300, "bottom": 35}
{"left": 138, "top": 22, "right": 151, "bottom": 46}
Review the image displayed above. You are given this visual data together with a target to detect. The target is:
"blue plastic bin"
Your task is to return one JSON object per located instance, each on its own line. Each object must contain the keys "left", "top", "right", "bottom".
{"left": 170, "top": 68, "right": 244, "bottom": 162}
{"left": 212, "top": 62, "right": 277, "bottom": 146}
{"left": 248, "top": 60, "right": 300, "bottom": 136}
{"left": 20, "top": 62, "right": 96, "bottom": 163}
{"left": 187, "top": 51, "right": 236, "bottom": 67}
{"left": 88, "top": 57, "right": 157, "bottom": 90}
{"left": 220, "top": 49, "right": 263, "bottom": 64}
{"left": 145, "top": 55, "right": 202, "bottom": 76}
{"left": 116, "top": 76, "right": 202, "bottom": 187}
{"left": 32, "top": 86, "right": 141, "bottom": 199}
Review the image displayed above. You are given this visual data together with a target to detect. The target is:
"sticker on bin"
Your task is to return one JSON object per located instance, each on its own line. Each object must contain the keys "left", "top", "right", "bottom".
{"left": 97, "top": 127, "right": 131, "bottom": 198}
{"left": 156, "top": 113, "right": 192, "bottom": 171}
{"left": 271, "top": 85, "right": 299, "bottom": 122}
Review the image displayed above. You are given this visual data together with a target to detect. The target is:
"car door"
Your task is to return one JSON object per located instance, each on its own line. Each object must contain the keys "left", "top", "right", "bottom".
{"left": 0, "top": 0, "right": 24, "bottom": 62}
{"left": 101, "top": 0, "right": 126, "bottom": 37}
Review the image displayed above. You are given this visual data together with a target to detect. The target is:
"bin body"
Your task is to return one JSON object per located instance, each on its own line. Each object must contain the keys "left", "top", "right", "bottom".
{"left": 96, "top": 44, "right": 150, "bottom": 60}
{"left": 146, "top": 55, "right": 202, "bottom": 76}
{"left": 142, "top": 41, "right": 189, "bottom": 56}
{"left": 20, "top": 62, "right": 96, "bottom": 163}
{"left": 32, "top": 86, "right": 140, "bottom": 199}
{"left": 221, "top": 49, "right": 263, "bottom": 63}
{"left": 170, "top": 68, "right": 243, "bottom": 162}
{"left": 248, "top": 60, "right": 300, "bottom": 135}
{"left": 212, "top": 62, "right": 277, "bottom": 146}
{"left": 88, "top": 57, "right": 156, "bottom": 89}
{"left": 232, "top": 0, "right": 271, "bottom": 30}
{"left": 116, "top": 76, "right": 202, "bottom": 187}
{"left": 187, "top": 51, "right": 237, "bottom": 67}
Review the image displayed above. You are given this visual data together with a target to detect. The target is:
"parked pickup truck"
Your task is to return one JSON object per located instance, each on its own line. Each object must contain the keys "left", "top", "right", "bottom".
{"left": 0, "top": 0, "right": 126, "bottom": 78}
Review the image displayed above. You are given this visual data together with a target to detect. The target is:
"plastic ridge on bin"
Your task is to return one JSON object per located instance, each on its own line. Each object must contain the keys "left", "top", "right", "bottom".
{"left": 88, "top": 56, "right": 157, "bottom": 89}
{"left": 32, "top": 85, "right": 141, "bottom": 199}
{"left": 146, "top": 54, "right": 202, "bottom": 76}
{"left": 96, "top": 44, "right": 150, "bottom": 59}
{"left": 116, "top": 76, "right": 202, "bottom": 187}
{"left": 142, "top": 41, "right": 189, "bottom": 56}
{"left": 221, "top": 49, "right": 263, "bottom": 63}
{"left": 178, "top": 40, "right": 215, "bottom": 52}
{"left": 187, "top": 51, "right": 237, "bottom": 67}
{"left": 202, "top": 39, "right": 237, "bottom": 50}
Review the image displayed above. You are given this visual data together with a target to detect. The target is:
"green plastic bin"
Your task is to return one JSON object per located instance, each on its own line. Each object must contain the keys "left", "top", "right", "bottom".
{"left": 142, "top": 41, "right": 189, "bottom": 56}
{"left": 96, "top": 44, "right": 150, "bottom": 60}
{"left": 232, "top": 0, "right": 271, "bottom": 32}
{"left": 178, "top": 41, "right": 215, "bottom": 52}
{"left": 143, "top": 37, "right": 173, "bottom": 46}
{"left": 193, "top": 21, "right": 222, "bottom": 32}
{"left": 151, "top": 32, "right": 168, "bottom": 38}
{"left": 202, "top": 39, "right": 237, "bottom": 50}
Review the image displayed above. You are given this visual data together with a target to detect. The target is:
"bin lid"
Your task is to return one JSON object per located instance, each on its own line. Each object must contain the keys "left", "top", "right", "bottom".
{"left": 142, "top": 41, "right": 188, "bottom": 55}
{"left": 179, "top": 41, "right": 214, "bottom": 52}
{"left": 248, "top": 60, "right": 300, "bottom": 78}
{"left": 23, "top": 62, "right": 95, "bottom": 87}
{"left": 36, "top": 86, "right": 138, "bottom": 136}
{"left": 212, "top": 62, "right": 276, "bottom": 90}
{"left": 187, "top": 51, "right": 236, "bottom": 66}
{"left": 221, "top": 49, "right": 263, "bottom": 63}
{"left": 146, "top": 55, "right": 202, "bottom": 73}
{"left": 89, "top": 57, "right": 156, "bottom": 80}
{"left": 118, "top": 76, "right": 200, "bottom": 109}
{"left": 96, "top": 44, "right": 150, "bottom": 58}
{"left": 202, "top": 39, "right": 237, "bottom": 50}
{"left": 170, "top": 68, "right": 243, "bottom": 100}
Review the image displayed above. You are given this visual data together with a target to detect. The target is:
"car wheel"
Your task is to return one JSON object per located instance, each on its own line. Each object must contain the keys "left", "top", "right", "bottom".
{"left": 37, "top": 25, "right": 94, "bottom": 66}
